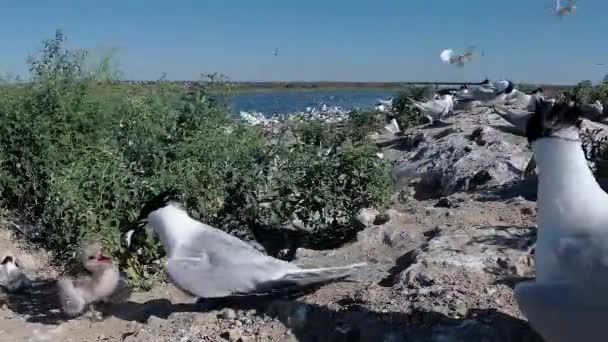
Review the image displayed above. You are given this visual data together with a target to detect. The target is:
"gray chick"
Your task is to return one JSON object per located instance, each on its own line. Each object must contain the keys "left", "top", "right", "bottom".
{"left": 0, "top": 256, "right": 31, "bottom": 292}
{"left": 57, "top": 242, "right": 130, "bottom": 319}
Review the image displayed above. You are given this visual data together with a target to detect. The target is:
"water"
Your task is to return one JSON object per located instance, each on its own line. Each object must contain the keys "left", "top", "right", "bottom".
{"left": 227, "top": 89, "right": 398, "bottom": 116}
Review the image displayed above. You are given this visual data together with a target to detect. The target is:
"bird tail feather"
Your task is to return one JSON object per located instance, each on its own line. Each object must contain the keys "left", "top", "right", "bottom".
{"left": 279, "top": 262, "right": 367, "bottom": 285}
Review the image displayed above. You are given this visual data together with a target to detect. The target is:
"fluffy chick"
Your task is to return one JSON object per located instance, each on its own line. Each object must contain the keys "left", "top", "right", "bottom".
{"left": 0, "top": 256, "right": 31, "bottom": 292}
{"left": 57, "top": 242, "right": 129, "bottom": 319}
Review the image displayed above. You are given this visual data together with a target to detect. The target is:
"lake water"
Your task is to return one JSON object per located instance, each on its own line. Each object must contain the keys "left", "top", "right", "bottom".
{"left": 227, "top": 89, "right": 399, "bottom": 116}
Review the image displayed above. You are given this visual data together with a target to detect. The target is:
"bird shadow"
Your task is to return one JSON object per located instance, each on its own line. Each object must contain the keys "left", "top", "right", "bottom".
{"left": 476, "top": 176, "right": 538, "bottom": 202}
{"left": 0, "top": 277, "right": 542, "bottom": 340}
{"left": 0, "top": 278, "right": 69, "bottom": 325}
{"left": 467, "top": 225, "right": 536, "bottom": 252}
{"left": 490, "top": 124, "right": 525, "bottom": 137}
{"left": 420, "top": 121, "right": 454, "bottom": 129}
{"left": 377, "top": 249, "right": 419, "bottom": 287}
{"left": 97, "top": 294, "right": 542, "bottom": 341}
{"left": 478, "top": 175, "right": 608, "bottom": 203}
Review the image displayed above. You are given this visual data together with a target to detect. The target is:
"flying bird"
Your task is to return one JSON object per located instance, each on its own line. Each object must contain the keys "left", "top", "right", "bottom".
{"left": 515, "top": 97, "right": 608, "bottom": 341}
{"left": 547, "top": 0, "right": 577, "bottom": 18}
{"left": 440, "top": 46, "right": 479, "bottom": 67}
{"left": 128, "top": 191, "right": 368, "bottom": 299}
{"left": 272, "top": 48, "right": 279, "bottom": 57}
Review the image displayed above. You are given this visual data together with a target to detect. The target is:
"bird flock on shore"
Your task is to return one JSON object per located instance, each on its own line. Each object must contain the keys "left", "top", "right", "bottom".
{"left": 1, "top": 1, "right": 606, "bottom": 341}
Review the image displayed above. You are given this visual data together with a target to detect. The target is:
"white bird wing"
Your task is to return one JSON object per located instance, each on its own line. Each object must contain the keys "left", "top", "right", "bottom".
{"left": 440, "top": 49, "right": 453, "bottom": 63}
{"left": 167, "top": 226, "right": 298, "bottom": 298}
{"left": 493, "top": 106, "right": 532, "bottom": 133}
{"left": 166, "top": 223, "right": 366, "bottom": 298}
{"left": 411, "top": 99, "right": 442, "bottom": 114}
{"left": 468, "top": 85, "right": 499, "bottom": 102}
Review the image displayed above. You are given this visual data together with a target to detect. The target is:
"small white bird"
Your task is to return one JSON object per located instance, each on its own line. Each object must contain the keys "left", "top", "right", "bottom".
{"left": 57, "top": 242, "right": 129, "bottom": 319}
{"left": 515, "top": 97, "right": 608, "bottom": 341}
{"left": 440, "top": 46, "right": 479, "bottom": 67}
{"left": 408, "top": 89, "right": 455, "bottom": 125}
{"left": 0, "top": 256, "right": 31, "bottom": 292}
{"left": 505, "top": 87, "right": 544, "bottom": 112}
{"left": 492, "top": 106, "right": 533, "bottom": 134}
{"left": 457, "top": 79, "right": 515, "bottom": 106}
{"left": 579, "top": 100, "right": 604, "bottom": 121}
{"left": 547, "top": 0, "right": 577, "bottom": 18}
{"left": 128, "top": 191, "right": 367, "bottom": 299}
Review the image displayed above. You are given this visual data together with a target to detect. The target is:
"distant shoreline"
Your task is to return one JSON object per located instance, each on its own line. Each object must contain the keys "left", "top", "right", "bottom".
{"left": 116, "top": 80, "right": 574, "bottom": 93}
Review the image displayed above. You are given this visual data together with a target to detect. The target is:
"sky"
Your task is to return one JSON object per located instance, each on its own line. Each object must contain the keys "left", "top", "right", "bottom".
{"left": 0, "top": 0, "right": 606, "bottom": 84}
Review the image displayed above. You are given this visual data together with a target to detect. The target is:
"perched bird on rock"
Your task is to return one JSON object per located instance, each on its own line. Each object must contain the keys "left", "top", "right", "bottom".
{"left": 456, "top": 79, "right": 515, "bottom": 107}
{"left": 407, "top": 89, "right": 455, "bottom": 125}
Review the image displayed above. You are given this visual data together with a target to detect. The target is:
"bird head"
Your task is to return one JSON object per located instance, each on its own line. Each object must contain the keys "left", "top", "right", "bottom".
{"left": 532, "top": 87, "right": 544, "bottom": 95}
{"left": 526, "top": 94, "right": 583, "bottom": 144}
{"left": 125, "top": 189, "right": 182, "bottom": 248}
{"left": 80, "top": 241, "right": 112, "bottom": 273}
{"left": 1, "top": 255, "right": 20, "bottom": 269}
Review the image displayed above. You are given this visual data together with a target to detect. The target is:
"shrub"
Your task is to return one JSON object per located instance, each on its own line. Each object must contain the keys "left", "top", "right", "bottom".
{"left": 516, "top": 83, "right": 540, "bottom": 94}
{"left": 0, "top": 30, "right": 395, "bottom": 287}
{"left": 392, "top": 85, "right": 433, "bottom": 129}
{"left": 347, "top": 109, "right": 386, "bottom": 142}
{"left": 572, "top": 80, "right": 608, "bottom": 103}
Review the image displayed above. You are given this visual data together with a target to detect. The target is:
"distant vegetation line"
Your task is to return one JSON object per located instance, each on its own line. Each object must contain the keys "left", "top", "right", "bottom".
{"left": 109, "top": 80, "right": 575, "bottom": 93}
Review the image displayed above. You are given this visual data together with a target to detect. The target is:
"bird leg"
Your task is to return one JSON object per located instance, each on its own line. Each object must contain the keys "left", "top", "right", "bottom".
{"left": 523, "top": 156, "right": 537, "bottom": 178}
{"left": 85, "top": 303, "right": 105, "bottom": 322}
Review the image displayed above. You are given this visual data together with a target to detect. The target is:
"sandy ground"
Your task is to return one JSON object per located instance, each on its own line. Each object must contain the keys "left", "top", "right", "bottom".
{"left": 0, "top": 189, "right": 541, "bottom": 342}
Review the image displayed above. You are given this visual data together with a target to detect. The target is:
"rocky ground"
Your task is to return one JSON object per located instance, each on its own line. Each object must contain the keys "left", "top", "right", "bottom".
{"left": 2, "top": 106, "right": 607, "bottom": 341}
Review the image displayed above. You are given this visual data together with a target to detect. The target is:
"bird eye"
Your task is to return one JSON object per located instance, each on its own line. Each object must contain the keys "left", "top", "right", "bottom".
{"left": 88, "top": 256, "right": 95, "bottom": 260}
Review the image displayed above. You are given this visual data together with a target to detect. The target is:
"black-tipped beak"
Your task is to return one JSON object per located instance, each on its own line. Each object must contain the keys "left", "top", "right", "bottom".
{"left": 125, "top": 220, "right": 147, "bottom": 248}
{"left": 1, "top": 256, "right": 13, "bottom": 265}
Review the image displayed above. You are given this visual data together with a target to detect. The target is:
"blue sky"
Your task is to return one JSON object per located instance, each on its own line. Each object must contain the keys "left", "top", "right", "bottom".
{"left": 0, "top": 0, "right": 606, "bottom": 84}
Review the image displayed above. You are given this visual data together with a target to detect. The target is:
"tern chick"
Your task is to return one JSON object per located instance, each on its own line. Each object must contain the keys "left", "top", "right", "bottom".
{"left": 57, "top": 242, "right": 129, "bottom": 319}
{"left": 0, "top": 255, "right": 31, "bottom": 292}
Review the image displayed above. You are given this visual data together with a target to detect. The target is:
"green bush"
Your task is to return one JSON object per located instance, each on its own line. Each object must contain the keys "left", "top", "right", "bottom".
{"left": 0, "top": 31, "right": 395, "bottom": 287}
{"left": 271, "top": 141, "right": 394, "bottom": 249}
{"left": 392, "top": 85, "right": 433, "bottom": 129}
{"left": 347, "top": 109, "right": 386, "bottom": 141}
{"left": 516, "top": 83, "right": 540, "bottom": 94}
{"left": 572, "top": 80, "right": 608, "bottom": 103}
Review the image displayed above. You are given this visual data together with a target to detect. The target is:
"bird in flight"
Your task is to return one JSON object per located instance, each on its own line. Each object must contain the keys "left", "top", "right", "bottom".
{"left": 440, "top": 46, "right": 480, "bottom": 67}
{"left": 547, "top": 0, "right": 577, "bottom": 18}
{"left": 272, "top": 48, "right": 279, "bottom": 57}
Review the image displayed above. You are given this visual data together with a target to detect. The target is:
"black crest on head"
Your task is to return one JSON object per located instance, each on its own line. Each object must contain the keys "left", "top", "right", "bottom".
{"left": 502, "top": 80, "right": 515, "bottom": 95}
{"left": 526, "top": 94, "right": 583, "bottom": 144}
{"left": 137, "top": 189, "right": 182, "bottom": 221}
{"left": 1, "top": 256, "right": 13, "bottom": 265}
{"left": 436, "top": 88, "right": 454, "bottom": 96}
{"left": 532, "top": 87, "right": 543, "bottom": 95}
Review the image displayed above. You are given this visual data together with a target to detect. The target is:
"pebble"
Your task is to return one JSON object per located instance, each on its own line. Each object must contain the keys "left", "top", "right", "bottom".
{"left": 146, "top": 316, "right": 165, "bottom": 325}
{"left": 220, "top": 327, "right": 243, "bottom": 341}
{"left": 218, "top": 308, "right": 237, "bottom": 320}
